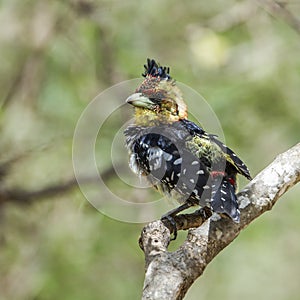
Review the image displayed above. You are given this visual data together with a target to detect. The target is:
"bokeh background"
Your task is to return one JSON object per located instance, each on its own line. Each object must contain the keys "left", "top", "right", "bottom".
{"left": 0, "top": 1, "right": 300, "bottom": 299}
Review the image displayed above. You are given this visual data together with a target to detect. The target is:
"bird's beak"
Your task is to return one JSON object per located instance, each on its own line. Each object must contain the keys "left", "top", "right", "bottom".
{"left": 126, "top": 93, "right": 156, "bottom": 109}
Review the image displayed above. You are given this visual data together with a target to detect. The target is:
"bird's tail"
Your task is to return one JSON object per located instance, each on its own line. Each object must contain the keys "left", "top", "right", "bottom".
{"left": 211, "top": 176, "right": 240, "bottom": 223}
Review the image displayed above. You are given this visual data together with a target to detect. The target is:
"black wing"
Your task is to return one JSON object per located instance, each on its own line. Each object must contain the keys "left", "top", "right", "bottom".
{"left": 180, "top": 119, "right": 251, "bottom": 180}
{"left": 209, "top": 136, "right": 252, "bottom": 180}
{"left": 133, "top": 132, "right": 181, "bottom": 190}
{"left": 130, "top": 125, "right": 211, "bottom": 204}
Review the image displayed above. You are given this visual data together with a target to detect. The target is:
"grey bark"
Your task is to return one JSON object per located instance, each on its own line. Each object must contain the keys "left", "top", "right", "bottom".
{"left": 140, "top": 143, "right": 300, "bottom": 300}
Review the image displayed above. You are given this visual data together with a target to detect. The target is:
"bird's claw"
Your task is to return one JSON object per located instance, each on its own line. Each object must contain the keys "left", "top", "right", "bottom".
{"left": 194, "top": 206, "right": 212, "bottom": 220}
{"left": 161, "top": 214, "right": 177, "bottom": 240}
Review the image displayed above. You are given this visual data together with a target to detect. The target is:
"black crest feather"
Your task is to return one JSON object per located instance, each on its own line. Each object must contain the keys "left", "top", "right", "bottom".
{"left": 142, "top": 58, "right": 171, "bottom": 80}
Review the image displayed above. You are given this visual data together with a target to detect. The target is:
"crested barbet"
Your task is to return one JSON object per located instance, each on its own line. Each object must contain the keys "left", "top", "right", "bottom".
{"left": 124, "top": 58, "right": 251, "bottom": 231}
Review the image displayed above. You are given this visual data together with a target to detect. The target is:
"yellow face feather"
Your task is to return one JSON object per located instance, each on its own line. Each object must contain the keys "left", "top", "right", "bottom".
{"left": 126, "top": 76, "right": 188, "bottom": 126}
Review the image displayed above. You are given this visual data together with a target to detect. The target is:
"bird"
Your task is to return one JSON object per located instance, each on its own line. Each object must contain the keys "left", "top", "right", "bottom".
{"left": 124, "top": 58, "right": 251, "bottom": 236}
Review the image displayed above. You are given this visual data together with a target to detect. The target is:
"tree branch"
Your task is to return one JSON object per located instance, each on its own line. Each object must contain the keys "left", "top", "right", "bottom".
{"left": 257, "top": 0, "right": 300, "bottom": 35}
{"left": 140, "top": 143, "right": 300, "bottom": 300}
{"left": 0, "top": 165, "right": 123, "bottom": 206}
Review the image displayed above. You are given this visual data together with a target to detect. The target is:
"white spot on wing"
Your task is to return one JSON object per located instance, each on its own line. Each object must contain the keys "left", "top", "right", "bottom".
{"left": 174, "top": 158, "right": 182, "bottom": 165}
{"left": 171, "top": 171, "right": 175, "bottom": 181}
{"left": 197, "top": 170, "right": 204, "bottom": 175}
{"left": 163, "top": 152, "right": 173, "bottom": 161}
{"left": 148, "top": 147, "right": 163, "bottom": 170}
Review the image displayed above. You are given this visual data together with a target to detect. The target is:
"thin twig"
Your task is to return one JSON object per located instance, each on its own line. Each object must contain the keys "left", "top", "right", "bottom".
{"left": 257, "top": 0, "right": 300, "bottom": 35}
{"left": 0, "top": 165, "right": 122, "bottom": 205}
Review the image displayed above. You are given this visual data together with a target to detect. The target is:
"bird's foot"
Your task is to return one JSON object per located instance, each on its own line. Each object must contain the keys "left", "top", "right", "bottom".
{"left": 194, "top": 206, "right": 212, "bottom": 220}
{"left": 161, "top": 201, "right": 193, "bottom": 240}
{"left": 161, "top": 214, "right": 178, "bottom": 240}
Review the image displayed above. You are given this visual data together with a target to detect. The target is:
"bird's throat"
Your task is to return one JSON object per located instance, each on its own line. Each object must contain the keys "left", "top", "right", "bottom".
{"left": 133, "top": 108, "right": 180, "bottom": 126}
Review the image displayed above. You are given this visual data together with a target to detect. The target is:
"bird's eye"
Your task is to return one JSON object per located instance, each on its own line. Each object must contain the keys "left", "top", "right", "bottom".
{"left": 149, "top": 97, "right": 161, "bottom": 104}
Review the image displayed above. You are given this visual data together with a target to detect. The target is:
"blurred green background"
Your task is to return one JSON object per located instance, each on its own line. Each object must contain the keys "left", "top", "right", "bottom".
{"left": 0, "top": 0, "right": 300, "bottom": 299}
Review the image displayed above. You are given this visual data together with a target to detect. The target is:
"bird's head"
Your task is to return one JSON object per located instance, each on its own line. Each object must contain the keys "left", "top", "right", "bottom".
{"left": 126, "top": 59, "right": 187, "bottom": 125}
